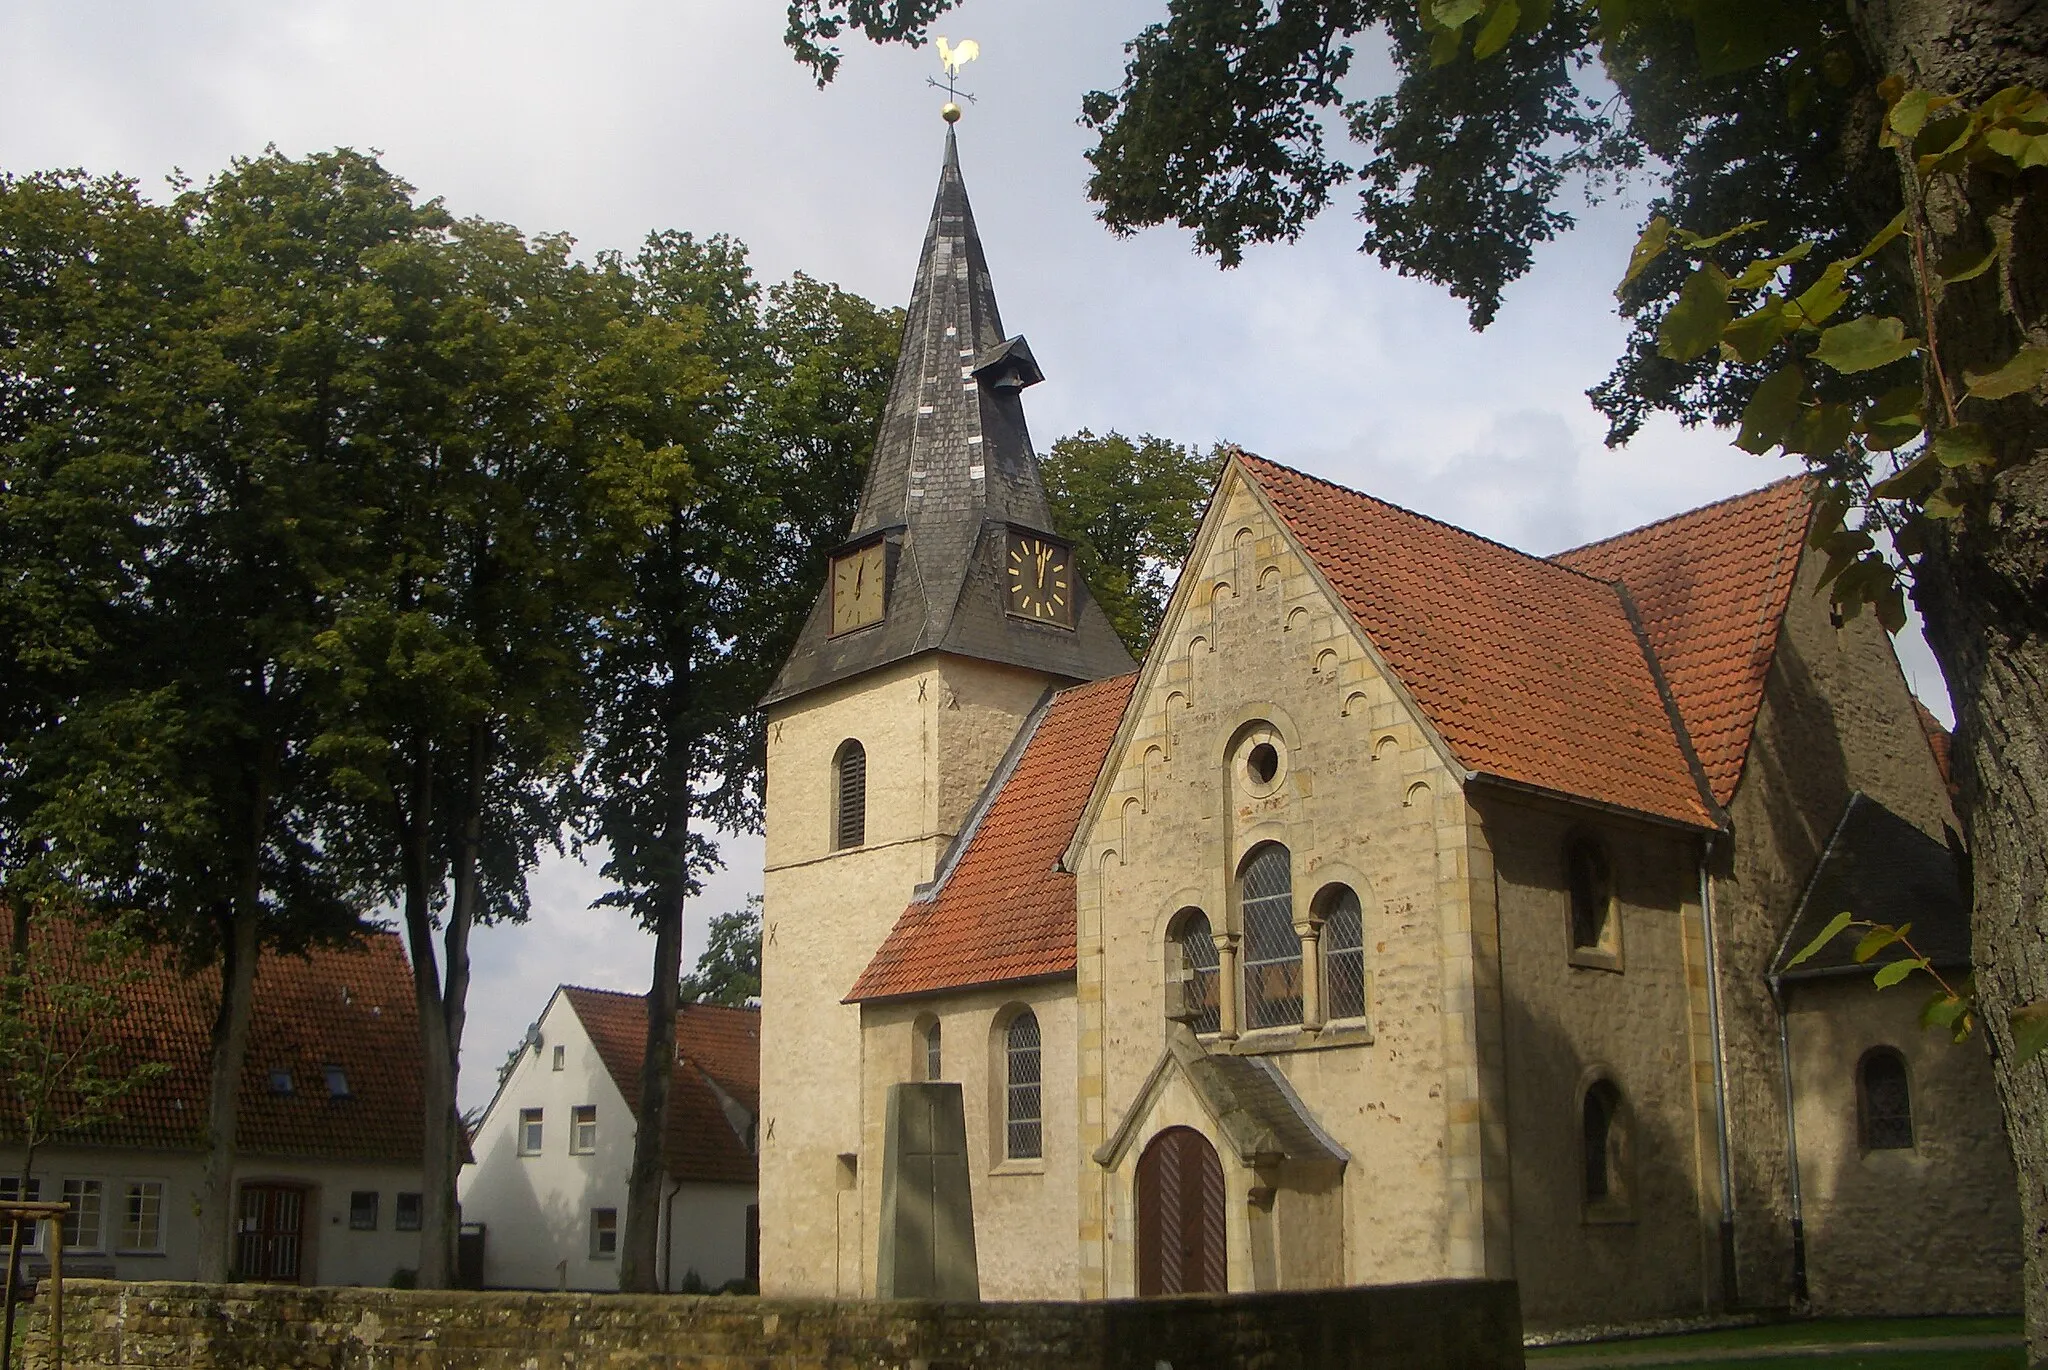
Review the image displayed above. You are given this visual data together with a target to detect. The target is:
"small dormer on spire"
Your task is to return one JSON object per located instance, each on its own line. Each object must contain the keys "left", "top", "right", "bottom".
{"left": 762, "top": 129, "right": 1133, "bottom": 708}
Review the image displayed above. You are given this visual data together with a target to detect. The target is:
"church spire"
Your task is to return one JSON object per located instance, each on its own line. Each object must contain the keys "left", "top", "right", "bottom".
{"left": 763, "top": 129, "right": 1133, "bottom": 707}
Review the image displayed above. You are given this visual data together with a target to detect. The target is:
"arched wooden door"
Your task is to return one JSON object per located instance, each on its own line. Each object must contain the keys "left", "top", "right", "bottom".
{"left": 1135, "top": 1126, "right": 1226, "bottom": 1295}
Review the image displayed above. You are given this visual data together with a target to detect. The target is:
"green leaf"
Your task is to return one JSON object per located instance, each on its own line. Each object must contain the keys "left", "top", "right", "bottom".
{"left": 1472, "top": 0, "right": 1520, "bottom": 58}
{"left": 2012, "top": 1001, "right": 2048, "bottom": 1067}
{"left": 1870, "top": 451, "right": 1942, "bottom": 502}
{"left": 1936, "top": 235, "right": 2002, "bottom": 284}
{"left": 1729, "top": 243, "right": 1813, "bottom": 290}
{"left": 1429, "top": 22, "right": 1465, "bottom": 65}
{"left": 1983, "top": 126, "right": 2048, "bottom": 169}
{"left": 1887, "top": 88, "right": 1950, "bottom": 141}
{"left": 1875, "top": 582, "right": 1907, "bottom": 634}
{"left": 1789, "top": 401, "right": 1853, "bottom": 458}
{"left": 1963, "top": 346, "right": 2048, "bottom": 401}
{"left": 1933, "top": 424, "right": 1995, "bottom": 469}
{"left": 1861, "top": 384, "right": 1926, "bottom": 452}
{"left": 1673, "top": 220, "right": 1768, "bottom": 250}
{"left": 1925, "top": 485, "right": 1968, "bottom": 520}
{"left": 1720, "top": 296, "right": 1791, "bottom": 364}
{"left": 1737, "top": 364, "right": 1806, "bottom": 454}
{"left": 1848, "top": 210, "right": 1910, "bottom": 266}
{"left": 1873, "top": 956, "right": 1927, "bottom": 990}
{"left": 1921, "top": 992, "right": 1968, "bottom": 1032}
{"left": 1813, "top": 315, "right": 1919, "bottom": 374}
{"left": 1658, "top": 264, "right": 1733, "bottom": 362}
{"left": 1786, "top": 911, "right": 1854, "bottom": 969}
{"left": 1790, "top": 261, "right": 1850, "bottom": 325}
{"left": 1430, "top": 0, "right": 1488, "bottom": 28}
{"left": 1692, "top": 0, "right": 1819, "bottom": 77}
{"left": 1617, "top": 215, "right": 1672, "bottom": 295}
{"left": 1515, "top": 0, "right": 1553, "bottom": 34}
{"left": 1853, "top": 923, "right": 1909, "bottom": 964}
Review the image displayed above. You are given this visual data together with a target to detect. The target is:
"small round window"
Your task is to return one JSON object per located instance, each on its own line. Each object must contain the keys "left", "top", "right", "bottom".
{"left": 1235, "top": 726, "right": 1286, "bottom": 796}
{"left": 1247, "top": 742, "right": 1279, "bottom": 786}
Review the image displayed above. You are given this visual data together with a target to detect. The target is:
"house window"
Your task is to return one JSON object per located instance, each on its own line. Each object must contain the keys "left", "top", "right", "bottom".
{"left": 1005, "top": 1010, "right": 1043, "bottom": 1160}
{"left": 834, "top": 740, "right": 867, "bottom": 849}
{"left": 268, "top": 1068, "right": 294, "bottom": 1095}
{"left": 1240, "top": 842, "right": 1302, "bottom": 1029}
{"left": 1567, "top": 837, "right": 1614, "bottom": 952}
{"left": 118, "top": 1181, "right": 165, "bottom": 1253}
{"left": 519, "top": 1108, "right": 544, "bottom": 1155}
{"left": 1583, "top": 1079, "right": 1627, "bottom": 1206}
{"left": 323, "top": 1064, "right": 352, "bottom": 1098}
{"left": 571, "top": 1105, "right": 598, "bottom": 1154}
{"left": 349, "top": 1191, "right": 379, "bottom": 1231}
{"left": 395, "top": 1192, "right": 423, "bottom": 1232}
{"left": 1319, "top": 884, "right": 1366, "bottom": 1021}
{"left": 2, "top": 1178, "right": 42, "bottom": 1251}
{"left": 552, "top": 1044, "right": 565, "bottom": 1071}
{"left": 1168, "top": 908, "right": 1220, "bottom": 1035}
{"left": 60, "top": 1178, "right": 104, "bottom": 1252}
{"left": 590, "top": 1207, "right": 618, "bottom": 1259}
{"left": 922, "top": 1019, "right": 943, "bottom": 1082}
{"left": 1859, "top": 1047, "right": 1915, "bottom": 1150}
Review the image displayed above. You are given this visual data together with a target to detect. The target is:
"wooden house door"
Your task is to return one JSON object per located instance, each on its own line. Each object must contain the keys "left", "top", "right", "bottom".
{"left": 1135, "top": 1126, "right": 1226, "bottom": 1295}
{"left": 235, "top": 1183, "right": 307, "bottom": 1283}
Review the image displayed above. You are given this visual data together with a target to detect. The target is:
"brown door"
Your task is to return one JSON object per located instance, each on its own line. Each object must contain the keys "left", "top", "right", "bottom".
{"left": 1136, "top": 1126, "right": 1226, "bottom": 1295}
{"left": 235, "top": 1184, "right": 307, "bottom": 1283}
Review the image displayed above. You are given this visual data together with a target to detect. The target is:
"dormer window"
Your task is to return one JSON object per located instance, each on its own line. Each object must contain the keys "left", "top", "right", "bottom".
{"left": 323, "top": 1065, "right": 351, "bottom": 1099}
{"left": 268, "top": 1069, "right": 294, "bottom": 1096}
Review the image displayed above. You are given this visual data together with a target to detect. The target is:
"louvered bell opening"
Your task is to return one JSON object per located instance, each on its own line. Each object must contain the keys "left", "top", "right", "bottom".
{"left": 835, "top": 741, "right": 866, "bottom": 850}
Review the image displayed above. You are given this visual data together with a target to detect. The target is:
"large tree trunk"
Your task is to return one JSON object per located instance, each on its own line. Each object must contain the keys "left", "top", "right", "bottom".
{"left": 397, "top": 742, "right": 461, "bottom": 1291}
{"left": 195, "top": 897, "right": 260, "bottom": 1282}
{"left": 620, "top": 811, "right": 687, "bottom": 1293}
{"left": 1856, "top": 0, "right": 2048, "bottom": 1360}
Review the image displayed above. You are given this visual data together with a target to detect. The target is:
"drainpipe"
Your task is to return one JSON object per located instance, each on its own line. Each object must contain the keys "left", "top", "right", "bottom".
{"left": 1770, "top": 976, "right": 1808, "bottom": 1304}
{"left": 1698, "top": 834, "right": 1738, "bottom": 1308}
{"left": 662, "top": 1176, "right": 681, "bottom": 1293}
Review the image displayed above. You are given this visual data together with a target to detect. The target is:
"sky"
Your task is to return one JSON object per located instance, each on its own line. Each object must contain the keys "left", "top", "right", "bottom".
{"left": 1, "top": 0, "right": 1953, "bottom": 1112}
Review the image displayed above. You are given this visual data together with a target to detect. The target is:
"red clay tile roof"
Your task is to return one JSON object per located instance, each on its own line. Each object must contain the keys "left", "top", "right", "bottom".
{"left": 848, "top": 673, "right": 1138, "bottom": 1003}
{"left": 1240, "top": 455, "right": 1717, "bottom": 827}
{"left": 3, "top": 915, "right": 423, "bottom": 1164}
{"left": 1555, "top": 477, "right": 1812, "bottom": 805}
{"left": 561, "top": 987, "right": 758, "bottom": 1185}
{"left": 1914, "top": 700, "right": 1957, "bottom": 796}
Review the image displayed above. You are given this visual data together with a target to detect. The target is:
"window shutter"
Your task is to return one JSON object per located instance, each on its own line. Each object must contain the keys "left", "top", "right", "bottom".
{"left": 836, "top": 742, "right": 867, "bottom": 849}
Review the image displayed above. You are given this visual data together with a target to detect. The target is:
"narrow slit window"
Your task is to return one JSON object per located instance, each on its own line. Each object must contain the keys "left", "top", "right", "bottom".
{"left": 1568, "top": 838, "right": 1613, "bottom": 952}
{"left": 1321, "top": 885, "right": 1366, "bottom": 1021}
{"left": 834, "top": 740, "right": 867, "bottom": 850}
{"left": 1005, "top": 1010, "right": 1042, "bottom": 1160}
{"left": 1583, "top": 1080, "right": 1625, "bottom": 1204}
{"left": 1240, "top": 843, "right": 1302, "bottom": 1029}
{"left": 923, "top": 1019, "right": 943, "bottom": 1081}
{"left": 1859, "top": 1048, "right": 1914, "bottom": 1150}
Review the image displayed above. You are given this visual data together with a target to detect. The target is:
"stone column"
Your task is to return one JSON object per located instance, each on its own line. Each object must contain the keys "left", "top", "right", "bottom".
{"left": 1297, "top": 919, "right": 1323, "bottom": 1031}
{"left": 1217, "top": 932, "right": 1242, "bottom": 1040}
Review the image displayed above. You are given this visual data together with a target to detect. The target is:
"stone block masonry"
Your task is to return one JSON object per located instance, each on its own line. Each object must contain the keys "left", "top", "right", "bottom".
{"left": 28, "top": 1278, "right": 1524, "bottom": 1370}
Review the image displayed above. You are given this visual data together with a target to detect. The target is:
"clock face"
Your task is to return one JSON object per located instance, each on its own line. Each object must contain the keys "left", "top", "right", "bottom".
{"left": 830, "top": 540, "right": 887, "bottom": 635}
{"left": 1005, "top": 532, "right": 1075, "bottom": 627}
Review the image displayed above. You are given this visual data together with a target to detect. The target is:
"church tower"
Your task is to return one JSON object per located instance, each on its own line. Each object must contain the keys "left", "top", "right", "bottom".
{"left": 755, "top": 128, "right": 1132, "bottom": 1296}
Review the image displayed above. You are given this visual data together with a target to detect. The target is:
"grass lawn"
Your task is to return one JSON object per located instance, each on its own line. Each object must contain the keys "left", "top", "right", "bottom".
{"left": 1527, "top": 1316, "right": 2024, "bottom": 1368}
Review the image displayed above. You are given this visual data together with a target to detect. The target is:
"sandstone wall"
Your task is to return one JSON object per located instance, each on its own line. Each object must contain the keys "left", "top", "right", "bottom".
{"left": 26, "top": 1278, "right": 1525, "bottom": 1370}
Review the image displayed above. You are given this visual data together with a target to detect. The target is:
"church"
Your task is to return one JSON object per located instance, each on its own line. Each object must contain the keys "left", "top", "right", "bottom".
{"left": 753, "top": 129, "right": 2021, "bottom": 1329}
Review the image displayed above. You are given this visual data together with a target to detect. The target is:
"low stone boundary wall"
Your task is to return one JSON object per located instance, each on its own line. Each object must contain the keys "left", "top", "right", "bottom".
{"left": 27, "top": 1277, "right": 1523, "bottom": 1369}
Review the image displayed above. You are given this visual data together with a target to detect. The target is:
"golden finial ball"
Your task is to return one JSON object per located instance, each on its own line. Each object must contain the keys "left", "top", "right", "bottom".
{"left": 942, "top": 101, "right": 962, "bottom": 123}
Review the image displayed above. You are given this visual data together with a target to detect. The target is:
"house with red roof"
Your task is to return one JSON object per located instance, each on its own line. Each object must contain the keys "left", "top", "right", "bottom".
{"left": 1, "top": 920, "right": 426, "bottom": 1287}
{"left": 754, "top": 125, "right": 2019, "bottom": 1330}
{"left": 457, "top": 986, "right": 758, "bottom": 1292}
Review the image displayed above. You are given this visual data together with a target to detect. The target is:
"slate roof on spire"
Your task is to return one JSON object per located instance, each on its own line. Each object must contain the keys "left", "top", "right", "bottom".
{"left": 763, "top": 129, "right": 1132, "bottom": 707}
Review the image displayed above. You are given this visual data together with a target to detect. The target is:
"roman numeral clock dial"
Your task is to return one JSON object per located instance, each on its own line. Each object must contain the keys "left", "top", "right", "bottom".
{"left": 1005, "top": 532, "right": 1075, "bottom": 628}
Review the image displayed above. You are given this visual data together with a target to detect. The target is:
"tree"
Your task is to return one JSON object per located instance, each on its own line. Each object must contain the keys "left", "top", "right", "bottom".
{"left": 786, "top": 5, "right": 2048, "bottom": 1353}
{"left": 578, "top": 234, "right": 899, "bottom": 1292}
{"left": 0, "top": 162, "right": 375, "bottom": 1280}
{"left": 1043, "top": 431, "right": 1225, "bottom": 654}
{"left": 679, "top": 898, "right": 763, "bottom": 1007}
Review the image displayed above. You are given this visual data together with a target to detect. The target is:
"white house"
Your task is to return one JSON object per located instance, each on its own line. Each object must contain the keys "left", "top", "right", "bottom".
{"left": 459, "top": 986, "right": 759, "bottom": 1292}
{"left": 1, "top": 919, "right": 426, "bottom": 1288}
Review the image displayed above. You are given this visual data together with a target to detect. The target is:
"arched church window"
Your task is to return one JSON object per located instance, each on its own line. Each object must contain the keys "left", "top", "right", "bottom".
{"left": 1567, "top": 836, "right": 1613, "bottom": 951}
{"left": 833, "top": 739, "right": 866, "bottom": 850}
{"left": 1005, "top": 1010, "right": 1042, "bottom": 1160}
{"left": 1167, "top": 909, "right": 1220, "bottom": 1035}
{"left": 922, "top": 1018, "right": 943, "bottom": 1082}
{"left": 1318, "top": 884, "right": 1366, "bottom": 1021}
{"left": 1239, "top": 843, "right": 1301, "bottom": 1029}
{"left": 1583, "top": 1079, "right": 1628, "bottom": 1204}
{"left": 1858, "top": 1047, "right": 1914, "bottom": 1150}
